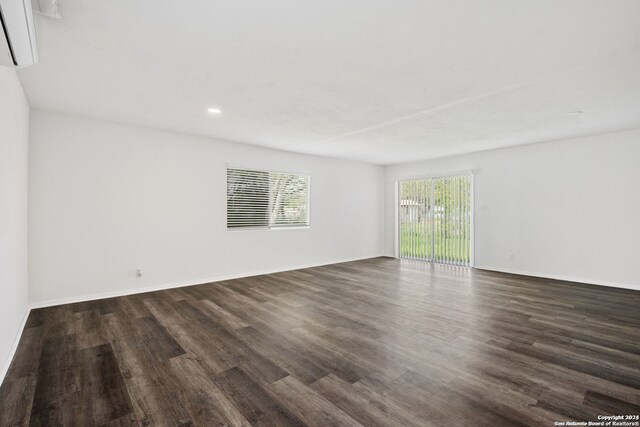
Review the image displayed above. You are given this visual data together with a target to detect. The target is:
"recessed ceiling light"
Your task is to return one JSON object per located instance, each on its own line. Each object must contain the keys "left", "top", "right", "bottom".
{"left": 565, "top": 111, "right": 583, "bottom": 116}
{"left": 207, "top": 107, "right": 222, "bottom": 115}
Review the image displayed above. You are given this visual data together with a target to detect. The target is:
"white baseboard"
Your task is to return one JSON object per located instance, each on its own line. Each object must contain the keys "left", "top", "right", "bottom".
{"left": 0, "top": 306, "right": 31, "bottom": 386}
{"left": 29, "top": 254, "right": 384, "bottom": 309}
{"left": 474, "top": 265, "right": 640, "bottom": 292}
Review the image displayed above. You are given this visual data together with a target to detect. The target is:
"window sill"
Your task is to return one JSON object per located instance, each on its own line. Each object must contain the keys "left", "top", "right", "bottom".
{"left": 227, "top": 226, "right": 310, "bottom": 232}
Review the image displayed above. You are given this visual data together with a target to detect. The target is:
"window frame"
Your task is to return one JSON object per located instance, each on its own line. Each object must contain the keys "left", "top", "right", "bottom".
{"left": 226, "top": 166, "right": 311, "bottom": 231}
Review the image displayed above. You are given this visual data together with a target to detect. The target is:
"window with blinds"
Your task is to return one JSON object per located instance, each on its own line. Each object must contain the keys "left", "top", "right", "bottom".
{"left": 398, "top": 174, "right": 472, "bottom": 266}
{"left": 227, "top": 167, "right": 310, "bottom": 229}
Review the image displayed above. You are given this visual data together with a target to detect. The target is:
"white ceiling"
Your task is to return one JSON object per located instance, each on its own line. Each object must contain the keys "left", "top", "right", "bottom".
{"left": 18, "top": 0, "right": 640, "bottom": 164}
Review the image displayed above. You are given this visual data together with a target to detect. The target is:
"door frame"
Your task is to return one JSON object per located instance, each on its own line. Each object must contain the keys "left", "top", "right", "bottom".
{"left": 394, "top": 170, "right": 475, "bottom": 267}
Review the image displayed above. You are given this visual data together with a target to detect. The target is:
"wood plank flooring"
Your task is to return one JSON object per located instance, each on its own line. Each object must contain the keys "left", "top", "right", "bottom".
{"left": 1, "top": 257, "right": 640, "bottom": 426}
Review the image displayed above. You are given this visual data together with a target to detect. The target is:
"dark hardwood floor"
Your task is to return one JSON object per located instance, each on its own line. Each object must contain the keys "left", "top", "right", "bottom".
{"left": 1, "top": 257, "right": 640, "bottom": 426}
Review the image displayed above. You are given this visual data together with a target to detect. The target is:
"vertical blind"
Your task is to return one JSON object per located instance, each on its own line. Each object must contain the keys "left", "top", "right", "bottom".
{"left": 227, "top": 167, "right": 310, "bottom": 229}
{"left": 399, "top": 175, "right": 472, "bottom": 266}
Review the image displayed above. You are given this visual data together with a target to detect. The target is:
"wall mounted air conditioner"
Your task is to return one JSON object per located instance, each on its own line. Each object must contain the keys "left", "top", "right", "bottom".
{"left": 0, "top": 0, "right": 38, "bottom": 67}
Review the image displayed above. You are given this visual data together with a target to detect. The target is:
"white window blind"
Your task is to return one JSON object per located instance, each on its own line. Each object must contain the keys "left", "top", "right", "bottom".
{"left": 227, "top": 167, "right": 310, "bottom": 229}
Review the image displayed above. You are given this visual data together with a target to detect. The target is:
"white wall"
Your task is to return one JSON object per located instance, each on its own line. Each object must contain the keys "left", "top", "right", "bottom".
{"left": 0, "top": 68, "right": 30, "bottom": 379}
{"left": 29, "top": 110, "right": 385, "bottom": 305}
{"left": 385, "top": 129, "right": 640, "bottom": 290}
{"left": 26, "top": 109, "right": 640, "bottom": 306}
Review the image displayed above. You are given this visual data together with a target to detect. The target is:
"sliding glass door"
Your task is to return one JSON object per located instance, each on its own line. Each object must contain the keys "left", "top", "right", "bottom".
{"left": 398, "top": 175, "right": 473, "bottom": 266}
